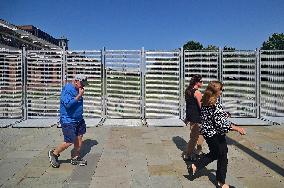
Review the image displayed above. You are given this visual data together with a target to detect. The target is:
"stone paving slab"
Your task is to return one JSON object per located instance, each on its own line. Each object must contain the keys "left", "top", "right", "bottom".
{"left": 0, "top": 158, "right": 32, "bottom": 185}
{"left": 262, "top": 116, "right": 284, "bottom": 125}
{"left": 84, "top": 118, "right": 101, "bottom": 127}
{"left": 90, "top": 175, "right": 131, "bottom": 188}
{"left": 7, "top": 149, "right": 42, "bottom": 157}
{"left": 149, "top": 175, "right": 182, "bottom": 188}
{"left": 12, "top": 118, "right": 58, "bottom": 128}
{"left": 0, "top": 119, "right": 22, "bottom": 128}
{"left": 65, "top": 153, "right": 101, "bottom": 187}
{"left": 103, "top": 118, "right": 143, "bottom": 126}
{"left": 229, "top": 117, "right": 271, "bottom": 126}
{"left": 0, "top": 124, "right": 284, "bottom": 188}
{"left": 147, "top": 118, "right": 185, "bottom": 127}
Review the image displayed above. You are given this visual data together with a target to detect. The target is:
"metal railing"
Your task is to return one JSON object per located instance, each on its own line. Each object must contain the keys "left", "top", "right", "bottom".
{"left": 0, "top": 48, "right": 283, "bottom": 121}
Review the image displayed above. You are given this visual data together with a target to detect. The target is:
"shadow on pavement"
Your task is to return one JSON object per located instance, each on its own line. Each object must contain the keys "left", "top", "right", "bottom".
{"left": 172, "top": 136, "right": 187, "bottom": 152}
{"left": 59, "top": 139, "right": 98, "bottom": 164}
{"left": 80, "top": 139, "right": 98, "bottom": 157}
{"left": 172, "top": 136, "right": 217, "bottom": 186}
{"left": 59, "top": 158, "right": 71, "bottom": 164}
{"left": 227, "top": 137, "right": 284, "bottom": 177}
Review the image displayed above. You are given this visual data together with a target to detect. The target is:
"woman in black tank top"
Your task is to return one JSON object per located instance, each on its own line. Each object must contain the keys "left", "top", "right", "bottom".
{"left": 182, "top": 74, "right": 204, "bottom": 161}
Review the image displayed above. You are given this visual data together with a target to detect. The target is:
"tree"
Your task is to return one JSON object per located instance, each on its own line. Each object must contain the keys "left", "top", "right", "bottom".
{"left": 261, "top": 33, "right": 284, "bottom": 50}
{"left": 223, "top": 46, "right": 236, "bottom": 51}
{"left": 204, "top": 45, "right": 219, "bottom": 50}
{"left": 183, "top": 40, "right": 203, "bottom": 50}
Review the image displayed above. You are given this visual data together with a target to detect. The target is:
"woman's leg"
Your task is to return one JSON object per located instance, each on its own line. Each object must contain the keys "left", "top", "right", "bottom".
{"left": 194, "top": 136, "right": 219, "bottom": 171}
{"left": 196, "top": 134, "right": 204, "bottom": 154}
{"left": 185, "top": 122, "right": 200, "bottom": 157}
{"left": 216, "top": 135, "right": 228, "bottom": 185}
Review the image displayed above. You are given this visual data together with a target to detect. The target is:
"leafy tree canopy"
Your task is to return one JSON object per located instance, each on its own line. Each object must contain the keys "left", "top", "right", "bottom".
{"left": 183, "top": 40, "right": 238, "bottom": 51}
{"left": 261, "top": 33, "right": 284, "bottom": 50}
{"left": 183, "top": 41, "right": 232, "bottom": 51}
{"left": 223, "top": 46, "right": 236, "bottom": 51}
{"left": 204, "top": 45, "right": 219, "bottom": 50}
{"left": 183, "top": 40, "right": 203, "bottom": 50}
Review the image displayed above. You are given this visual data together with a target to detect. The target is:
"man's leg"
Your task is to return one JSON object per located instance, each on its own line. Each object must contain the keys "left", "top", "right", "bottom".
{"left": 72, "top": 135, "right": 83, "bottom": 158}
{"left": 49, "top": 142, "right": 72, "bottom": 168}
{"left": 53, "top": 142, "right": 73, "bottom": 156}
{"left": 70, "top": 120, "right": 87, "bottom": 166}
{"left": 49, "top": 123, "right": 75, "bottom": 168}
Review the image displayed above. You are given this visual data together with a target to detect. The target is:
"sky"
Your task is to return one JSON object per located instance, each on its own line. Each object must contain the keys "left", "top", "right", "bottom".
{"left": 1, "top": 0, "right": 284, "bottom": 50}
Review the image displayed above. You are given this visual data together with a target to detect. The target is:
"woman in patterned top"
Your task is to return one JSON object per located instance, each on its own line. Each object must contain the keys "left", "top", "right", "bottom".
{"left": 182, "top": 74, "right": 204, "bottom": 161}
{"left": 190, "top": 81, "right": 246, "bottom": 188}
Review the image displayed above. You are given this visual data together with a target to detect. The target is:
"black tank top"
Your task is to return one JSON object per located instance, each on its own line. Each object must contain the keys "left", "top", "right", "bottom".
{"left": 185, "top": 88, "right": 201, "bottom": 123}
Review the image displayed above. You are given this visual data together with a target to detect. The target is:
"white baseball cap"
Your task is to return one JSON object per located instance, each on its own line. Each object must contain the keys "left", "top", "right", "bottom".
{"left": 74, "top": 74, "right": 89, "bottom": 86}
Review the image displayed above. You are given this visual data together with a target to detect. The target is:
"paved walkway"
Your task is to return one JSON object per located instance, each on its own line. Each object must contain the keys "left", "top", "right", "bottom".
{"left": 0, "top": 124, "right": 283, "bottom": 188}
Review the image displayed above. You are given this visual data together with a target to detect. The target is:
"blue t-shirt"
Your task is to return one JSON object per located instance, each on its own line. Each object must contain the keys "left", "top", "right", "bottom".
{"left": 60, "top": 83, "right": 84, "bottom": 124}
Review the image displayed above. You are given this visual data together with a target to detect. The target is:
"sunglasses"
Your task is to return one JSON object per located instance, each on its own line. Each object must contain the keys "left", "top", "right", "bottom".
{"left": 80, "top": 81, "right": 86, "bottom": 87}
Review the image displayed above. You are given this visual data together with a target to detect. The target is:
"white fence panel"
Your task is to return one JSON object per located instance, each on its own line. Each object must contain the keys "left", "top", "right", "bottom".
{"left": 184, "top": 50, "right": 219, "bottom": 87}
{"left": 105, "top": 50, "right": 141, "bottom": 118}
{"left": 145, "top": 50, "right": 180, "bottom": 118}
{"left": 26, "top": 50, "right": 63, "bottom": 118}
{"left": 222, "top": 50, "right": 257, "bottom": 117}
{"left": 260, "top": 50, "right": 284, "bottom": 117}
{"left": 0, "top": 50, "right": 22, "bottom": 118}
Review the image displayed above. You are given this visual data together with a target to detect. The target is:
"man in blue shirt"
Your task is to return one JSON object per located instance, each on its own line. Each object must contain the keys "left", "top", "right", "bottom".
{"left": 48, "top": 74, "right": 89, "bottom": 168}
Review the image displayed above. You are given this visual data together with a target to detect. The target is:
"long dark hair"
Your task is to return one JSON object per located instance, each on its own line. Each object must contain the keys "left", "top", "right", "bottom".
{"left": 185, "top": 74, "right": 202, "bottom": 101}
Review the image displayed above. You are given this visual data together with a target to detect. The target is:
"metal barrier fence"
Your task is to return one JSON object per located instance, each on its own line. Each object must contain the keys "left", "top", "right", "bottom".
{"left": 222, "top": 50, "right": 257, "bottom": 117}
{"left": 26, "top": 50, "right": 63, "bottom": 118}
{"left": 0, "top": 48, "right": 283, "bottom": 120}
{"left": 0, "top": 50, "right": 22, "bottom": 118}
{"left": 145, "top": 50, "right": 180, "bottom": 118}
{"left": 105, "top": 50, "right": 141, "bottom": 118}
{"left": 260, "top": 50, "right": 284, "bottom": 117}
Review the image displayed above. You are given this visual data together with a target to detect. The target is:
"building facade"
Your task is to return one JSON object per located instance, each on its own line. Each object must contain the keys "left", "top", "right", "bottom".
{"left": 0, "top": 19, "right": 68, "bottom": 50}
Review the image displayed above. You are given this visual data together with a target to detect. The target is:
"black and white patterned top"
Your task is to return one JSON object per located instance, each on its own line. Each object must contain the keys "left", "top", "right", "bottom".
{"left": 200, "top": 101, "right": 233, "bottom": 138}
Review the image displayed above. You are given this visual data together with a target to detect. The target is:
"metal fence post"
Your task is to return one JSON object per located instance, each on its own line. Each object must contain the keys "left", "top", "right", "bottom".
{"left": 140, "top": 47, "right": 146, "bottom": 120}
{"left": 218, "top": 47, "right": 223, "bottom": 104}
{"left": 21, "top": 47, "right": 28, "bottom": 120}
{"left": 61, "top": 47, "right": 67, "bottom": 87}
{"left": 256, "top": 49, "right": 261, "bottom": 118}
{"left": 101, "top": 47, "right": 107, "bottom": 118}
{"left": 218, "top": 47, "right": 223, "bottom": 82}
{"left": 179, "top": 47, "right": 185, "bottom": 120}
